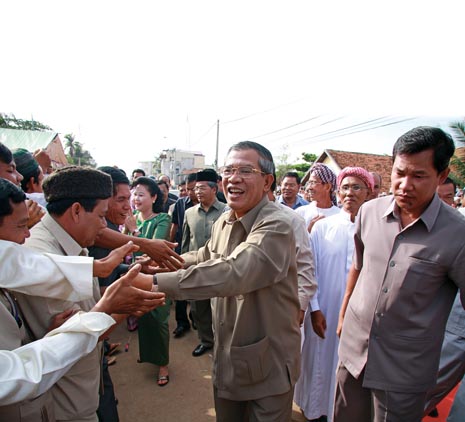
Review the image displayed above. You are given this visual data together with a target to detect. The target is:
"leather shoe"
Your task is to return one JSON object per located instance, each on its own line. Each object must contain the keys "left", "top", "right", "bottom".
{"left": 173, "top": 326, "right": 190, "bottom": 338}
{"left": 192, "top": 344, "right": 212, "bottom": 357}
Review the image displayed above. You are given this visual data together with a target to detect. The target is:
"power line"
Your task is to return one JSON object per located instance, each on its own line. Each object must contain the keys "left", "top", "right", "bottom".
{"left": 248, "top": 115, "right": 322, "bottom": 140}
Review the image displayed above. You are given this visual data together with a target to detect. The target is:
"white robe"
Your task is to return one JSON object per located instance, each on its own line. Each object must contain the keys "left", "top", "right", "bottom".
{"left": 294, "top": 209, "right": 354, "bottom": 421}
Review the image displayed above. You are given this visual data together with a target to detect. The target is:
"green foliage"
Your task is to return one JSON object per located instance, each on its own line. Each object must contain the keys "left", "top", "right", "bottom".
{"left": 64, "top": 133, "right": 97, "bottom": 168}
{"left": 301, "top": 152, "right": 317, "bottom": 163}
{"left": 450, "top": 121, "right": 465, "bottom": 144}
{"left": 0, "top": 113, "right": 53, "bottom": 131}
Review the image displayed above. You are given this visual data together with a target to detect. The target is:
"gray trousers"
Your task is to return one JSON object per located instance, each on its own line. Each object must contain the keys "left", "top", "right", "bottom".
{"left": 213, "top": 386, "right": 294, "bottom": 422}
{"left": 448, "top": 375, "right": 465, "bottom": 422}
{"left": 333, "top": 363, "right": 427, "bottom": 422}
{"left": 424, "top": 330, "right": 465, "bottom": 414}
{"left": 191, "top": 299, "right": 214, "bottom": 347}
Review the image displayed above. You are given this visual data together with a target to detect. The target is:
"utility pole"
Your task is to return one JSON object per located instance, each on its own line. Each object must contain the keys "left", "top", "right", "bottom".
{"left": 215, "top": 119, "right": 220, "bottom": 169}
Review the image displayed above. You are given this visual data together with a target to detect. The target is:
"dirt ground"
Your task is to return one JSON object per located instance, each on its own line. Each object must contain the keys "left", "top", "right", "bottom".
{"left": 108, "top": 305, "right": 306, "bottom": 422}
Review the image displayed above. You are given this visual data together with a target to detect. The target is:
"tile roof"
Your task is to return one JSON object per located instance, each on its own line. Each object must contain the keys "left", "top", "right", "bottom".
{"left": 303, "top": 149, "right": 393, "bottom": 194}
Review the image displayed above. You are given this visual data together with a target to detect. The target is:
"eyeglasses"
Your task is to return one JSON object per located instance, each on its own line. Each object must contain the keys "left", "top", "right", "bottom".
{"left": 339, "top": 184, "right": 368, "bottom": 194}
{"left": 194, "top": 185, "right": 209, "bottom": 192}
{"left": 306, "top": 181, "right": 323, "bottom": 187}
{"left": 220, "top": 166, "right": 265, "bottom": 178}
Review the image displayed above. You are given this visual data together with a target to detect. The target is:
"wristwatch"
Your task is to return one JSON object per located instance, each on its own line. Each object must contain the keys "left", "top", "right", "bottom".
{"left": 132, "top": 229, "right": 141, "bottom": 236}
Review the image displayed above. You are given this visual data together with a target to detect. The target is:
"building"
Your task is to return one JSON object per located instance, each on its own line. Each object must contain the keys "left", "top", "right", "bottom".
{"left": 302, "top": 149, "right": 393, "bottom": 195}
{"left": 138, "top": 149, "right": 206, "bottom": 186}
{"left": 0, "top": 128, "right": 68, "bottom": 168}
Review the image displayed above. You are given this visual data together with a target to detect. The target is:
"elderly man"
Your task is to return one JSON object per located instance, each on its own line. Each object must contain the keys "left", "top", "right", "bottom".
{"left": 336, "top": 127, "right": 465, "bottom": 422}
{"left": 155, "top": 141, "right": 300, "bottom": 421}
{"left": 296, "top": 164, "right": 339, "bottom": 234}
{"left": 0, "top": 178, "right": 164, "bottom": 419}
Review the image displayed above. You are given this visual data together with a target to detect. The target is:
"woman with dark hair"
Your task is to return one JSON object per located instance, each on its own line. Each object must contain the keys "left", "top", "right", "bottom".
{"left": 125, "top": 176, "right": 172, "bottom": 386}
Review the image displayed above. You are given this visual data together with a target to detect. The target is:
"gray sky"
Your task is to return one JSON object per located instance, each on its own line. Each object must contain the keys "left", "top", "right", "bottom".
{"left": 2, "top": 1, "right": 463, "bottom": 175}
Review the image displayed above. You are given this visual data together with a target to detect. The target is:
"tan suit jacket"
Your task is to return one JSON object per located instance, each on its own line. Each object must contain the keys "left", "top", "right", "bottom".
{"left": 159, "top": 195, "right": 301, "bottom": 400}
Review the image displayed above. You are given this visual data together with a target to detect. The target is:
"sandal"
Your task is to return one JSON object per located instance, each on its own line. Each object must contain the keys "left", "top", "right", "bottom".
{"left": 157, "top": 375, "right": 170, "bottom": 387}
{"left": 107, "top": 342, "right": 121, "bottom": 356}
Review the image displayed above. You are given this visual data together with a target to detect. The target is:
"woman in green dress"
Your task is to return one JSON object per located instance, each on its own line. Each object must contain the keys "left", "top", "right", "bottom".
{"left": 125, "top": 176, "right": 172, "bottom": 386}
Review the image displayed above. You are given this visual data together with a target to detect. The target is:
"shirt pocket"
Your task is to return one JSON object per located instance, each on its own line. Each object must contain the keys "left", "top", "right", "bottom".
{"left": 230, "top": 336, "right": 272, "bottom": 385}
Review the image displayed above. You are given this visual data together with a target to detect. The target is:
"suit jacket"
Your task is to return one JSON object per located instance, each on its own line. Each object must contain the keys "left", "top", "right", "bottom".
{"left": 159, "top": 195, "right": 301, "bottom": 400}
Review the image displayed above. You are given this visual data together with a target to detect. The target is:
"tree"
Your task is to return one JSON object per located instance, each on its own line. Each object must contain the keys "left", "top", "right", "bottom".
{"left": 449, "top": 120, "right": 465, "bottom": 187}
{"left": 64, "top": 133, "right": 97, "bottom": 168}
{"left": 0, "top": 113, "right": 54, "bottom": 131}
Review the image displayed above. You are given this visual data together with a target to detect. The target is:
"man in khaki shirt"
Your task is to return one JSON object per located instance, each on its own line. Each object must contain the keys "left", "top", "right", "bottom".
{"left": 156, "top": 141, "right": 301, "bottom": 421}
{"left": 16, "top": 167, "right": 119, "bottom": 422}
{"left": 335, "top": 127, "right": 465, "bottom": 422}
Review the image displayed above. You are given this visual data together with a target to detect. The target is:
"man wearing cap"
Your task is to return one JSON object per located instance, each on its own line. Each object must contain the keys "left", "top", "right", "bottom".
{"left": 296, "top": 164, "right": 339, "bottom": 234}
{"left": 12, "top": 148, "right": 47, "bottom": 208}
{"left": 14, "top": 166, "right": 118, "bottom": 422}
{"left": 0, "top": 177, "right": 165, "bottom": 420}
{"left": 0, "top": 143, "right": 44, "bottom": 228}
{"left": 182, "top": 169, "right": 226, "bottom": 357}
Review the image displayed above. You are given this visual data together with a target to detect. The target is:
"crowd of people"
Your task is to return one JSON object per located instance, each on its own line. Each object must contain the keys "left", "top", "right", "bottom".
{"left": 0, "top": 125, "right": 464, "bottom": 422}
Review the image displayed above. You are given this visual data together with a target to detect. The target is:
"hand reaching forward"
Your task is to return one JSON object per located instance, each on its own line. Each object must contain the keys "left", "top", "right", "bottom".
{"left": 92, "top": 264, "right": 165, "bottom": 315}
{"left": 93, "top": 241, "right": 139, "bottom": 277}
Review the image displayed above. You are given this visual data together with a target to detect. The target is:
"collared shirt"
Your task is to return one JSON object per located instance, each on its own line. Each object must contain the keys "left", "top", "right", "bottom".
{"left": 15, "top": 214, "right": 102, "bottom": 420}
{"left": 171, "top": 196, "right": 196, "bottom": 253}
{"left": 339, "top": 194, "right": 465, "bottom": 393}
{"left": 277, "top": 194, "right": 309, "bottom": 210}
{"left": 181, "top": 199, "right": 226, "bottom": 253}
{"left": 158, "top": 195, "right": 301, "bottom": 401}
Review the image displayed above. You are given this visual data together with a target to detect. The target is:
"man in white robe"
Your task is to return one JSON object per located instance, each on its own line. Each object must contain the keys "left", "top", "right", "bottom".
{"left": 294, "top": 167, "right": 374, "bottom": 422}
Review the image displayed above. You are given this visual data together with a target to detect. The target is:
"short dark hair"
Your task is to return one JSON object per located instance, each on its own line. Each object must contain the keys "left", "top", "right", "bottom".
{"left": 283, "top": 171, "right": 301, "bottom": 184}
{"left": 98, "top": 166, "right": 130, "bottom": 195}
{"left": 132, "top": 168, "right": 145, "bottom": 177}
{"left": 442, "top": 176, "right": 456, "bottom": 192}
{"left": 186, "top": 173, "right": 197, "bottom": 183}
{"left": 134, "top": 176, "right": 164, "bottom": 213}
{"left": 0, "top": 143, "right": 13, "bottom": 165}
{"left": 393, "top": 126, "right": 455, "bottom": 173}
{"left": 0, "top": 178, "right": 26, "bottom": 224}
{"left": 227, "top": 141, "right": 275, "bottom": 175}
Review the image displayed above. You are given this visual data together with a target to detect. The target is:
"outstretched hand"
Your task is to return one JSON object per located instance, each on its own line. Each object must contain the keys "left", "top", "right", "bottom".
{"left": 93, "top": 264, "right": 165, "bottom": 315}
{"left": 142, "top": 239, "right": 184, "bottom": 271}
{"left": 93, "top": 241, "right": 139, "bottom": 277}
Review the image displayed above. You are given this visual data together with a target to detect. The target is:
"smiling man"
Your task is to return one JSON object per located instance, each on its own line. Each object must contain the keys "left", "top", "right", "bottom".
{"left": 335, "top": 127, "right": 465, "bottom": 422}
{"left": 155, "top": 141, "right": 300, "bottom": 421}
{"left": 15, "top": 166, "right": 115, "bottom": 422}
{"left": 277, "top": 171, "right": 308, "bottom": 209}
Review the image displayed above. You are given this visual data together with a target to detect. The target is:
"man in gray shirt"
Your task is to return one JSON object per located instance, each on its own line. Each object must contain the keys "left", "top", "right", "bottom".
{"left": 336, "top": 126, "right": 465, "bottom": 422}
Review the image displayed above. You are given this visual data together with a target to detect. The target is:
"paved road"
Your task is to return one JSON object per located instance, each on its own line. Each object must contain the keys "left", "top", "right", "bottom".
{"left": 108, "top": 305, "right": 306, "bottom": 421}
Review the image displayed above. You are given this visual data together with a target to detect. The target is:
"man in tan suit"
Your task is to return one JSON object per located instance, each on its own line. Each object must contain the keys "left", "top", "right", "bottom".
{"left": 155, "top": 141, "right": 301, "bottom": 421}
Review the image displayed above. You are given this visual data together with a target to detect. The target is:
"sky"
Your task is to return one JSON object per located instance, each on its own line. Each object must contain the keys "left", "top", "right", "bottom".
{"left": 2, "top": 1, "right": 463, "bottom": 176}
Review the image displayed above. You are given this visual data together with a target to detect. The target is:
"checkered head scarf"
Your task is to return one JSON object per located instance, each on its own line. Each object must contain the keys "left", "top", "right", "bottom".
{"left": 337, "top": 167, "right": 375, "bottom": 193}
{"left": 310, "top": 164, "right": 337, "bottom": 192}
{"left": 309, "top": 163, "right": 338, "bottom": 205}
